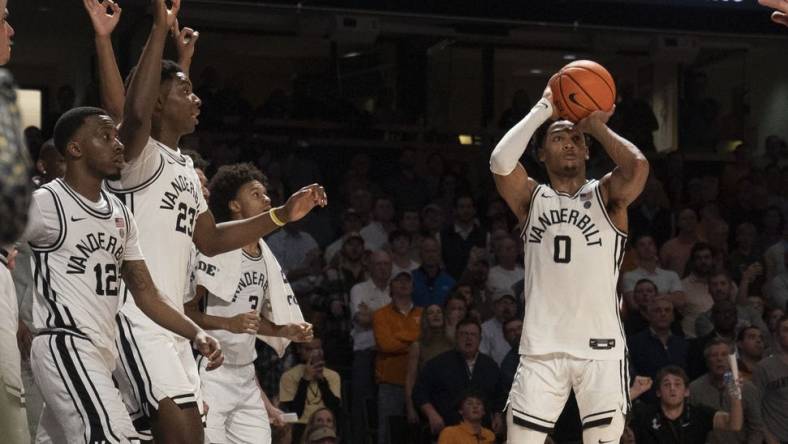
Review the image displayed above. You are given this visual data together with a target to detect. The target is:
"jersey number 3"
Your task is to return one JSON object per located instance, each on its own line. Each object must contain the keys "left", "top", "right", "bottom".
{"left": 176, "top": 202, "right": 197, "bottom": 235}
{"left": 553, "top": 236, "right": 571, "bottom": 263}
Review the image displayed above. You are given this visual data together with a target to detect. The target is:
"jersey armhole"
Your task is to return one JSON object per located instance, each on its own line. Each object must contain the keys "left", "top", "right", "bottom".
{"left": 28, "top": 187, "right": 67, "bottom": 252}
{"left": 593, "top": 182, "right": 628, "bottom": 238}
{"left": 519, "top": 184, "right": 542, "bottom": 239}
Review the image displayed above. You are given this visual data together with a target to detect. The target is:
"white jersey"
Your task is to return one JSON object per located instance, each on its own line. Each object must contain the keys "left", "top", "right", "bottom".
{"left": 106, "top": 138, "right": 207, "bottom": 335}
{"left": 24, "top": 179, "right": 144, "bottom": 366}
{"left": 519, "top": 179, "right": 626, "bottom": 360}
{"left": 195, "top": 245, "right": 270, "bottom": 366}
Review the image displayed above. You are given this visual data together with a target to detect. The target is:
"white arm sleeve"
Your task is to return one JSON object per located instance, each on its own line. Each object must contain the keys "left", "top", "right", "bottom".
{"left": 489, "top": 98, "right": 553, "bottom": 176}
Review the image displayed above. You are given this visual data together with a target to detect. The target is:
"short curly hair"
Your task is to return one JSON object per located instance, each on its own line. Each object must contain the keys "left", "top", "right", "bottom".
{"left": 208, "top": 163, "right": 268, "bottom": 223}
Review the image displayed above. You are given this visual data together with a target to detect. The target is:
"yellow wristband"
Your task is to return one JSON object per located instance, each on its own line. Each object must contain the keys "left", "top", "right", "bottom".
{"left": 270, "top": 208, "right": 286, "bottom": 227}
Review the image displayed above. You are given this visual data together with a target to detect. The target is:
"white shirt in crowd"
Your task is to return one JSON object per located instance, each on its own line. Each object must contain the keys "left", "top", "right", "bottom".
{"left": 487, "top": 265, "right": 524, "bottom": 295}
{"left": 480, "top": 317, "right": 511, "bottom": 365}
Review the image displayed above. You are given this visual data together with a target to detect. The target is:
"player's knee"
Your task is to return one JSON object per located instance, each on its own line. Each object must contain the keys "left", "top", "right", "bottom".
{"left": 581, "top": 412, "right": 624, "bottom": 444}
{"left": 152, "top": 399, "right": 204, "bottom": 444}
{"left": 506, "top": 408, "right": 550, "bottom": 444}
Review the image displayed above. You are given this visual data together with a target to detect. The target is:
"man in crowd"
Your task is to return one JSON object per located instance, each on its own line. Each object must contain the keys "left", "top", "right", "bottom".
{"left": 622, "top": 233, "right": 685, "bottom": 311}
{"left": 680, "top": 242, "right": 716, "bottom": 337}
{"left": 480, "top": 289, "right": 518, "bottom": 365}
{"left": 441, "top": 195, "right": 486, "bottom": 279}
{"left": 752, "top": 314, "right": 788, "bottom": 444}
{"left": 413, "top": 237, "right": 455, "bottom": 307}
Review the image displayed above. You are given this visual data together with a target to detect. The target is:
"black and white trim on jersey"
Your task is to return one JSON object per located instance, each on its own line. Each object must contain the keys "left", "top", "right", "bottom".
{"left": 28, "top": 185, "right": 67, "bottom": 252}
{"left": 115, "top": 314, "right": 158, "bottom": 416}
{"left": 104, "top": 154, "right": 166, "bottom": 195}
{"left": 33, "top": 251, "right": 76, "bottom": 331}
{"left": 57, "top": 179, "right": 114, "bottom": 220}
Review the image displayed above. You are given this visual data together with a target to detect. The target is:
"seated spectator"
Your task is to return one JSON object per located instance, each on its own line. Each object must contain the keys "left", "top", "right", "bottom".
{"left": 300, "top": 408, "right": 336, "bottom": 444}
{"left": 421, "top": 203, "right": 445, "bottom": 241}
{"left": 736, "top": 326, "right": 765, "bottom": 382}
{"left": 441, "top": 195, "right": 486, "bottom": 279}
{"left": 304, "top": 426, "right": 337, "bottom": 444}
{"left": 406, "top": 304, "right": 453, "bottom": 424}
{"left": 765, "top": 247, "right": 788, "bottom": 311}
{"left": 480, "top": 289, "right": 517, "bottom": 365}
{"left": 630, "top": 366, "right": 743, "bottom": 444}
{"left": 360, "top": 195, "right": 396, "bottom": 251}
{"left": 628, "top": 297, "right": 690, "bottom": 402}
{"left": 624, "top": 279, "right": 683, "bottom": 337}
{"left": 413, "top": 237, "right": 455, "bottom": 307}
{"left": 728, "top": 222, "right": 761, "bottom": 282}
{"left": 500, "top": 317, "right": 523, "bottom": 395}
{"left": 688, "top": 300, "right": 739, "bottom": 380}
{"left": 437, "top": 391, "right": 496, "bottom": 444}
{"left": 695, "top": 271, "right": 768, "bottom": 340}
{"left": 323, "top": 208, "right": 363, "bottom": 264}
{"left": 412, "top": 318, "right": 504, "bottom": 437}
{"left": 323, "top": 232, "right": 366, "bottom": 300}
{"left": 372, "top": 270, "right": 422, "bottom": 444}
{"left": 689, "top": 339, "right": 764, "bottom": 443}
{"left": 763, "top": 225, "right": 787, "bottom": 281}
{"left": 389, "top": 229, "right": 419, "bottom": 276}
{"left": 660, "top": 208, "right": 701, "bottom": 276}
{"left": 486, "top": 236, "right": 523, "bottom": 295}
{"left": 765, "top": 306, "right": 785, "bottom": 345}
{"left": 444, "top": 293, "right": 469, "bottom": 341}
{"left": 752, "top": 314, "right": 788, "bottom": 444}
{"left": 621, "top": 233, "right": 685, "bottom": 311}
{"left": 266, "top": 220, "right": 320, "bottom": 293}
{"left": 279, "top": 338, "right": 342, "bottom": 434}
{"left": 680, "top": 242, "right": 716, "bottom": 337}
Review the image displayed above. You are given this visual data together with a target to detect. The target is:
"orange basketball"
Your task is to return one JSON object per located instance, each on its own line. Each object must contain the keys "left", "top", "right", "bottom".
{"left": 548, "top": 60, "right": 616, "bottom": 123}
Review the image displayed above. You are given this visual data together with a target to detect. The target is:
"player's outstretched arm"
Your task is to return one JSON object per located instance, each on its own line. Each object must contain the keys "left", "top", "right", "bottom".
{"left": 184, "top": 285, "right": 261, "bottom": 334}
{"left": 579, "top": 110, "right": 649, "bottom": 220}
{"left": 490, "top": 82, "right": 555, "bottom": 222}
{"left": 193, "top": 183, "right": 327, "bottom": 257}
{"left": 118, "top": 0, "right": 179, "bottom": 163}
{"left": 122, "top": 260, "right": 223, "bottom": 369}
{"left": 83, "top": 0, "right": 125, "bottom": 123}
{"left": 171, "top": 19, "right": 198, "bottom": 77}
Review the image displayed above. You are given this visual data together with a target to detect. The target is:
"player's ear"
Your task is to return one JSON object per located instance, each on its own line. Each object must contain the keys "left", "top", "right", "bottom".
{"left": 228, "top": 199, "right": 241, "bottom": 215}
{"left": 66, "top": 140, "right": 82, "bottom": 159}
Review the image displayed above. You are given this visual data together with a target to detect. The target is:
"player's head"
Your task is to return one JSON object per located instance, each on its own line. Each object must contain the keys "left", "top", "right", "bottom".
{"left": 655, "top": 366, "right": 689, "bottom": 408}
{"left": 632, "top": 233, "right": 657, "bottom": 261}
{"left": 633, "top": 279, "right": 658, "bottom": 310}
{"left": 534, "top": 119, "right": 589, "bottom": 179}
{"left": 208, "top": 163, "right": 270, "bottom": 223}
{"left": 455, "top": 317, "right": 482, "bottom": 358}
{"left": 129, "top": 59, "right": 201, "bottom": 136}
{"left": 736, "top": 326, "right": 764, "bottom": 360}
{"left": 502, "top": 317, "right": 523, "bottom": 347}
{"left": 708, "top": 271, "right": 732, "bottom": 303}
{"left": 456, "top": 390, "right": 486, "bottom": 423}
{"left": 36, "top": 139, "right": 66, "bottom": 183}
{"left": 703, "top": 338, "right": 732, "bottom": 379}
{"left": 53, "top": 107, "right": 123, "bottom": 181}
{"left": 0, "top": 1, "right": 14, "bottom": 66}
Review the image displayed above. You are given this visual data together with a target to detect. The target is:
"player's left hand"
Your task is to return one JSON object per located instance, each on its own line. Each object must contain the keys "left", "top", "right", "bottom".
{"left": 195, "top": 331, "right": 224, "bottom": 370}
{"left": 759, "top": 0, "right": 788, "bottom": 26}
{"left": 576, "top": 107, "right": 615, "bottom": 135}
{"left": 282, "top": 322, "right": 313, "bottom": 342}
{"left": 266, "top": 404, "right": 287, "bottom": 427}
{"left": 280, "top": 184, "right": 328, "bottom": 223}
{"left": 83, "top": 0, "right": 122, "bottom": 37}
{"left": 171, "top": 19, "right": 199, "bottom": 61}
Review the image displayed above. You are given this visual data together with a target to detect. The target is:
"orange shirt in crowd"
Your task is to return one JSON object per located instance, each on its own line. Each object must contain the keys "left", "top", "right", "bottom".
{"left": 372, "top": 303, "right": 422, "bottom": 386}
{"left": 437, "top": 421, "right": 495, "bottom": 444}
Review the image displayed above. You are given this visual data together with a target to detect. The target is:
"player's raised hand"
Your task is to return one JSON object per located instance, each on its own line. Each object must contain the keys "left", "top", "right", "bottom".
{"left": 83, "top": 0, "right": 122, "bottom": 37}
{"left": 542, "top": 74, "right": 560, "bottom": 120}
{"left": 194, "top": 331, "right": 224, "bottom": 370}
{"left": 282, "top": 322, "right": 314, "bottom": 342}
{"left": 280, "top": 184, "right": 328, "bottom": 223}
{"left": 759, "top": 0, "right": 788, "bottom": 27}
{"left": 227, "top": 311, "right": 261, "bottom": 334}
{"left": 153, "top": 0, "right": 180, "bottom": 29}
{"left": 576, "top": 106, "right": 615, "bottom": 134}
{"left": 171, "top": 19, "right": 199, "bottom": 62}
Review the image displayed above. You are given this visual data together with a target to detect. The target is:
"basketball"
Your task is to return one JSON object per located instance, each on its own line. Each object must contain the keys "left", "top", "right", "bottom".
{"left": 548, "top": 60, "right": 616, "bottom": 123}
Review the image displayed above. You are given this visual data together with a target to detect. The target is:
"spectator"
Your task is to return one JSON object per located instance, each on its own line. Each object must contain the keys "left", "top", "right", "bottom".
{"left": 412, "top": 318, "right": 504, "bottom": 437}
{"left": 398, "top": 208, "right": 424, "bottom": 260}
{"left": 323, "top": 208, "right": 364, "bottom": 264}
{"left": 300, "top": 408, "right": 336, "bottom": 444}
{"left": 444, "top": 293, "right": 469, "bottom": 342}
{"left": 372, "top": 270, "right": 422, "bottom": 444}
{"left": 728, "top": 223, "right": 761, "bottom": 283}
{"left": 765, "top": 248, "right": 788, "bottom": 311}
{"left": 323, "top": 232, "right": 366, "bottom": 301}
{"left": 437, "top": 391, "right": 496, "bottom": 444}
{"left": 680, "top": 242, "right": 716, "bottom": 337}
{"left": 688, "top": 300, "right": 740, "bottom": 381}
{"left": 486, "top": 236, "right": 523, "bottom": 295}
{"left": 689, "top": 339, "right": 765, "bottom": 443}
{"left": 389, "top": 230, "right": 419, "bottom": 277}
{"left": 500, "top": 317, "right": 523, "bottom": 395}
{"left": 304, "top": 426, "right": 337, "bottom": 444}
{"left": 459, "top": 249, "right": 493, "bottom": 320}
{"left": 624, "top": 279, "right": 684, "bottom": 337}
{"left": 266, "top": 219, "right": 320, "bottom": 286}
{"left": 758, "top": 206, "right": 784, "bottom": 256}
{"left": 763, "top": 225, "right": 787, "bottom": 282}
{"left": 360, "top": 196, "right": 396, "bottom": 250}
{"left": 31, "top": 139, "right": 65, "bottom": 187}
{"left": 695, "top": 271, "right": 768, "bottom": 340}
{"left": 349, "top": 250, "right": 392, "bottom": 317}
{"left": 421, "top": 203, "right": 445, "bottom": 240}
{"left": 279, "top": 338, "right": 342, "bottom": 432}
{"left": 480, "top": 289, "right": 517, "bottom": 365}
{"left": 315, "top": 296, "right": 353, "bottom": 371}
{"left": 413, "top": 237, "right": 456, "bottom": 307}
{"left": 628, "top": 297, "right": 690, "bottom": 402}
{"left": 622, "top": 233, "right": 685, "bottom": 312}
{"left": 736, "top": 326, "right": 765, "bottom": 382}
{"left": 384, "top": 149, "right": 428, "bottom": 210}
{"left": 752, "top": 314, "right": 788, "bottom": 444}
{"left": 660, "top": 208, "right": 701, "bottom": 276}
{"left": 441, "top": 195, "right": 486, "bottom": 279}
{"left": 765, "top": 306, "right": 785, "bottom": 343}
{"left": 629, "top": 178, "right": 673, "bottom": 247}
{"left": 630, "top": 366, "right": 743, "bottom": 444}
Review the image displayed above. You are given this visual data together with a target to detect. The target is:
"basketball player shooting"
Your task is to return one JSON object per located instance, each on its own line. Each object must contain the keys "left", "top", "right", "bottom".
{"left": 490, "top": 68, "right": 649, "bottom": 443}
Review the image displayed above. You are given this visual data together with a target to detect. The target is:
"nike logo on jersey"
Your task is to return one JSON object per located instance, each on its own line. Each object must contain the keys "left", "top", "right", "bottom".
{"left": 541, "top": 192, "right": 552, "bottom": 198}
{"left": 599, "top": 440, "right": 615, "bottom": 444}
{"left": 70, "top": 216, "right": 86, "bottom": 222}
{"left": 165, "top": 159, "right": 176, "bottom": 165}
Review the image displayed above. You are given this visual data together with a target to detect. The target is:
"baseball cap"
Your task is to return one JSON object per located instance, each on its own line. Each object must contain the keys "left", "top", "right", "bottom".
{"left": 308, "top": 426, "right": 337, "bottom": 442}
{"left": 392, "top": 270, "right": 413, "bottom": 281}
{"left": 491, "top": 288, "right": 516, "bottom": 303}
{"left": 344, "top": 231, "right": 364, "bottom": 242}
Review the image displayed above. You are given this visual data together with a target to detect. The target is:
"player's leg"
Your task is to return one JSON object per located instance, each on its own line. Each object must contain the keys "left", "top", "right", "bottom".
{"left": 224, "top": 366, "right": 271, "bottom": 444}
{"left": 506, "top": 353, "right": 571, "bottom": 444}
{"left": 199, "top": 359, "right": 236, "bottom": 443}
{"left": 31, "top": 333, "right": 141, "bottom": 443}
{"left": 571, "top": 357, "right": 628, "bottom": 444}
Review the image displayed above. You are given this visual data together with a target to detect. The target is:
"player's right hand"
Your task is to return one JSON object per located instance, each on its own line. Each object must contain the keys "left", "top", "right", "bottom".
{"left": 153, "top": 0, "right": 180, "bottom": 29}
{"left": 227, "top": 311, "right": 261, "bottom": 334}
{"left": 195, "top": 331, "right": 224, "bottom": 370}
{"left": 83, "top": 0, "right": 121, "bottom": 37}
{"left": 426, "top": 411, "right": 445, "bottom": 435}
